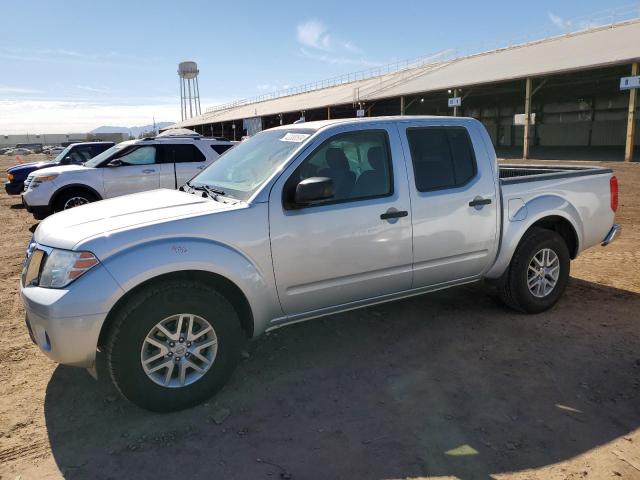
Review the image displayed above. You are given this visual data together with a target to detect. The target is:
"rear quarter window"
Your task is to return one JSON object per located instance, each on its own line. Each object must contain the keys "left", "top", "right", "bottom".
{"left": 211, "top": 144, "right": 234, "bottom": 155}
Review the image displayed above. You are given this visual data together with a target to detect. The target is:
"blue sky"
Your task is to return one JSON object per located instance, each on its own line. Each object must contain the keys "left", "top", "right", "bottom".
{"left": 0, "top": 0, "right": 635, "bottom": 133}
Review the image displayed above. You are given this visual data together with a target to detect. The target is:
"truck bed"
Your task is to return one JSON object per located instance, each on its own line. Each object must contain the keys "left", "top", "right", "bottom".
{"left": 499, "top": 164, "right": 613, "bottom": 185}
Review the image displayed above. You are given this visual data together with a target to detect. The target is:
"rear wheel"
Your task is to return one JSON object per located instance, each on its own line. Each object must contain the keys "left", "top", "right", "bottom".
{"left": 53, "top": 188, "right": 98, "bottom": 212}
{"left": 105, "top": 280, "right": 244, "bottom": 412}
{"left": 497, "top": 228, "right": 570, "bottom": 313}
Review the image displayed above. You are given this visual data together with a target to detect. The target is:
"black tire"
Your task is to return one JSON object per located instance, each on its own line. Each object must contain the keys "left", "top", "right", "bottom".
{"left": 497, "top": 227, "right": 570, "bottom": 314}
{"left": 105, "top": 279, "right": 244, "bottom": 412}
{"left": 53, "top": 188, "right": 98, "bottom": 212}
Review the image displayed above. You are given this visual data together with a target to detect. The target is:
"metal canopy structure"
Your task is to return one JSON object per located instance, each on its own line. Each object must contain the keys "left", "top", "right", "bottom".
{"left": 166, "top": 19, "right": 640, "bottom": 161}
{"left": 169, "top": 20, "right": 640, "bottom": 129}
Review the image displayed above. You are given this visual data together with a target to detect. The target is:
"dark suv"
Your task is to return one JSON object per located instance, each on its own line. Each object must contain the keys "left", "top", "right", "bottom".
{"left": 5, "top": 141, "right": 115, "bottom": 195}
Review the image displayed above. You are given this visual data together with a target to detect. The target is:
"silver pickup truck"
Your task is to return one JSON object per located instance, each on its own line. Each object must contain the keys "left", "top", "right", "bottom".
{"left": 20, "top": 116, "right": 620, "bottom": 411}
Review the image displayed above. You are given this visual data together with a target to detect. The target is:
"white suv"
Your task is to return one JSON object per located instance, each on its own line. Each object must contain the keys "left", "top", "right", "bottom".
{"left": 22, "top": 132, "right": 235, "bottom": 219}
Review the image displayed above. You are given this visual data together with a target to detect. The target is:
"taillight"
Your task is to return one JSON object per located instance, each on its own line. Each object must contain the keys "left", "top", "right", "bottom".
{"left": 610, "top": 176, "right": 618, "bottom": 212}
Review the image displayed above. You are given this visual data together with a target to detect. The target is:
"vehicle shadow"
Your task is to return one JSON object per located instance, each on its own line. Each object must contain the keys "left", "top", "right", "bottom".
{"left": 9, "top": 203, "right": 25, "bottom": 209}
{"left": 43, "top": 278, "right": 640, "bottom": 480}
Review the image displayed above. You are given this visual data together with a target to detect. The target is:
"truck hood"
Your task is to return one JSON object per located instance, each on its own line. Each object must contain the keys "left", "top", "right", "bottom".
{"left": 29, "top": 164, "right": 87, "bottom": 177}
{"left": 8, "top": 161, "right": 57, "bottom": 174}
{"left": 35, "top": 189, "right": 242, "bottom": 250}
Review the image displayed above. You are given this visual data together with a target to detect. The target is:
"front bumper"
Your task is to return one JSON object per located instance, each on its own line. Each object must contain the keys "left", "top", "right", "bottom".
{"left": 20, "top": 263, "right": 124, "bottom": 368}
{"left": 21, "top": 194, "right": 52, "bottom": 220}
{"left": 4, "top": 181, "right": 24, "bottom": 195}
{"left": 601, "top": 223, "right": 621, "bottom": 246}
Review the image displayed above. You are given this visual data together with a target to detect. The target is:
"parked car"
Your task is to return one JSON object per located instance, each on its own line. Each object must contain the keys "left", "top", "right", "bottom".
{"left": 5, "top": 142, "right": 115, "bottom": 195}
{"left": 0, "top": 147, "right": 13, "bottom": 155}
{"left": 15, "top": 143, "right": 43, "bottom": 153}
{"left": 20, "top": 116, "right": 619, "bottom": 412}
{"left": 21, "top": 133, "right": 235, "bottom": 219}
{"left": 8, "top": 148, "right": 33, "bottom": 156}
{"left": 46, "top": 146, "right": 65, "bottom": 155}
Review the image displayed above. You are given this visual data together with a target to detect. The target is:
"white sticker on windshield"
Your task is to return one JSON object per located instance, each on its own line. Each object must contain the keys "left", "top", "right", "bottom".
{"left": 280, "top": 132, "right": 310, "bottom": 143}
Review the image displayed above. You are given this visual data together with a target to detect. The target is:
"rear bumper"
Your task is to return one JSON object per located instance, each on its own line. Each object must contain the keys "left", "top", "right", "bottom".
{"left": 4, "top": 181, "right": 24, "bottom": 195}
{"left": 601, "top": 223, "right": 621, "bottom": 246}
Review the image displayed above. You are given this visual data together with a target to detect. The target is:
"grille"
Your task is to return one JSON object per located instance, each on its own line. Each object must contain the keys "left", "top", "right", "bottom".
{"left": 23, "top": 176, "right": 33, "bottom": 191}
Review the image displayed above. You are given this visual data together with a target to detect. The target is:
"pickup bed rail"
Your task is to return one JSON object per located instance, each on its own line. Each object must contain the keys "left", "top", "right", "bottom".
{"left": 499, "top": 164, "right": 613, "bottom": 185}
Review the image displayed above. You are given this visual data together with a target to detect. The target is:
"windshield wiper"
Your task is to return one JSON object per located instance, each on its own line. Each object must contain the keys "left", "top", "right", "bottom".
{"left": 186, "top": 182, "right": 229, "bottom": 202}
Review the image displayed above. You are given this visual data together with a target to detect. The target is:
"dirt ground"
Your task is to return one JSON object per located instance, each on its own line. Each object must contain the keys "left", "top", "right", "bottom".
{"left": 0, "top": 154, "right": 639, "bottom": 480}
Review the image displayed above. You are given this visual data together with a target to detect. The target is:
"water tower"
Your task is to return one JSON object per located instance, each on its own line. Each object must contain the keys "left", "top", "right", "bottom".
{"left": 178, "top": 61, "right": 202, "bottom": 121}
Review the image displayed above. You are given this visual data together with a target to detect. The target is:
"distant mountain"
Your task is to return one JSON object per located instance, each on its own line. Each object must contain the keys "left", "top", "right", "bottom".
{"left": 91, "top": 122, "right": 174, "bottom": 138}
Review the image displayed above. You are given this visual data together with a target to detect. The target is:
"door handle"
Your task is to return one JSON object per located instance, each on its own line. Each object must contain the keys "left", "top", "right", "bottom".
{"left": 142, "top": 169, "right": 156, "bottom": 173}
{"left": 469, "top": 197, "right": 492, "bottom": 207}
{"left": 380, "top": 209, "right": 408, "bottom": 220}
{"left": 196, "top": 165, "right": 206, "bottom": 170}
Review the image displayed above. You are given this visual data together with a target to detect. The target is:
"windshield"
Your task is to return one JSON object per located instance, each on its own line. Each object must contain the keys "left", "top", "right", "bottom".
{"left": 83, "top": 143, "right": 127, "bottom": 168}
{"left": 52, "top": 145, "right": 74, "bottom": 163}
{"left": 190, "top": 129, "right": 314, "bottom": 201}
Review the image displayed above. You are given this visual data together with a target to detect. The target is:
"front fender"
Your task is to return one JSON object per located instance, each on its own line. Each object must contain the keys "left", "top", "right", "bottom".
{"left": 484, "top": 194, "right": 583, "bottom": 279}
{"left": 100, "top": 237, "right": 283, "bottom": 337}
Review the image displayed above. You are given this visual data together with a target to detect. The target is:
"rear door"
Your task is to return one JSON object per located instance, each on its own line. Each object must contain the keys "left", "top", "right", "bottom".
{"left": 170, "top": 143, "right": 208, "bottom": 186}
{"left": 398, "top": 121, "right": 499, "bottom": 287}
{"left": 102, "top": 145, "right": 160, "bottom": 198}
{"left": 269, "top": 125, "right": 413, "bottom": 315}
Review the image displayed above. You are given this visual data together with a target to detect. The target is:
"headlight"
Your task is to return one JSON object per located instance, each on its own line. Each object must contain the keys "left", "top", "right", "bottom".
{"left": 39, "top": 249, "right": 99, "bottom": 288}
{"left": 31, "top": 174, "right": 58, "bottom": 187}
{"left": 7, "top": 173, "right": 14, "bottom": 182}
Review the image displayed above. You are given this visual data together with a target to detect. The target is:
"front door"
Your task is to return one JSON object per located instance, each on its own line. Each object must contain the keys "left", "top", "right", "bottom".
{"left": 102, "top": 145, "right": 160, "bottom": 198}
{"left": 269, "top": 125, "right": 413, "bottom": 316}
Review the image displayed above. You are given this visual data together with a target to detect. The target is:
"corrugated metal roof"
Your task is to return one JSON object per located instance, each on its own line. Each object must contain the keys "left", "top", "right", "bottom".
{"left": 169, "top": 20, "right": 640, "bottom": 129}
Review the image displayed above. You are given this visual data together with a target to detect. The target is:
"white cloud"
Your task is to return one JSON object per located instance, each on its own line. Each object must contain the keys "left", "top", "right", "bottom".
{"left": 0, "top": 97, "right": 229, "bottom": 134}
{"left": 299, "top": 48, "right": 382, "bottom": 68}
{"left": 297, "top": 20, "right": 332, "bottom": 50}
{"left": 75, "top": 85, "right": 110, "bottom": 94}
{"left": 0, "top": 46, "right": 153, "bottom": 68}
{"left": 0, "top": 85, "right": 42, "bottom": 95}
{"left": 548, "top": 12, "right": 567, "bottom": 29}
{"left": 295, "top": 20, "right": 377, "bottom": 67}
{"left": 257, "top": 83, "right": 293, "bottom": 92}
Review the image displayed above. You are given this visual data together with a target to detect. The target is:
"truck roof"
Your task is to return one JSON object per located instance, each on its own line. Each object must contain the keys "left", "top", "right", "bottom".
{"left": 270, "top": 115, "right": 480, "bottom": 132}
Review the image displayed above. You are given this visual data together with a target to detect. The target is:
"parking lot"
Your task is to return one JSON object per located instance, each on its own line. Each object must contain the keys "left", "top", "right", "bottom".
{"left": 0, "top": 154, "right": 639, "bottom": 479}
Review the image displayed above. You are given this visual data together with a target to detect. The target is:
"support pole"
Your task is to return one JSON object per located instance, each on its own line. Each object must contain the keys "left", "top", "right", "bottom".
{"left": 453, "top": 89, "right": 459, "bottom": 117}
{"left": 195, "top": 76, "right": 202, "bottom": 116}
{"left": 187, "top": 80, "right": 193, "bottom": 119}
{"left": 179, "top": 77, "right": 184, "bottom": 121}
{"left": 624, "top": 62, "right": 638, "bottom": 162}
{"left": 400, "top": 96, "right": 405, "bottom": 115}
{"left": 523, "top": 77, "right": 532, "bottom": 160}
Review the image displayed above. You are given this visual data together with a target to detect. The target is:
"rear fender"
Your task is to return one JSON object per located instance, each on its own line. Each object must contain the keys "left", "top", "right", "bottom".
{"left": 485, "top": 194, "right": 582, "bottom": 279}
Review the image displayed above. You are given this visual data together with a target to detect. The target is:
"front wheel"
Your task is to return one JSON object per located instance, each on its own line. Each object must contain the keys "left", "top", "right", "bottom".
{"left": 105, "top": 280, "right": 244, "bottom": 412}
{"left": 497, "top": 228, "right": 570, "bottom": 313}
{"left": 53, "top": 188, "right": 98, "bottom": 212}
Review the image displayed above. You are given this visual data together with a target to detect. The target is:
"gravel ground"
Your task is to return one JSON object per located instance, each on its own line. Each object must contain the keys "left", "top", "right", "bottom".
{"left": 0, "top": 154, "right": 639, "bottom": 480}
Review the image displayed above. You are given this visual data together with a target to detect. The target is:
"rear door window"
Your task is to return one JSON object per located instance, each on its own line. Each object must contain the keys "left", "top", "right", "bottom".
{"left": 406, "top": 127, "right": 477, "bottom": 191}
{"left": 163, "top": 144, "right": 206, "bottom": 163}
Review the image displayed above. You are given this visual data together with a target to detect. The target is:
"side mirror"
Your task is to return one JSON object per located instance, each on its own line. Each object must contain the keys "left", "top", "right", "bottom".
{"left": 294, "top": 177, "right": 334, "bottom": 206}
{"left": 107, "top": 159, "right": 123, "bottom": 167}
